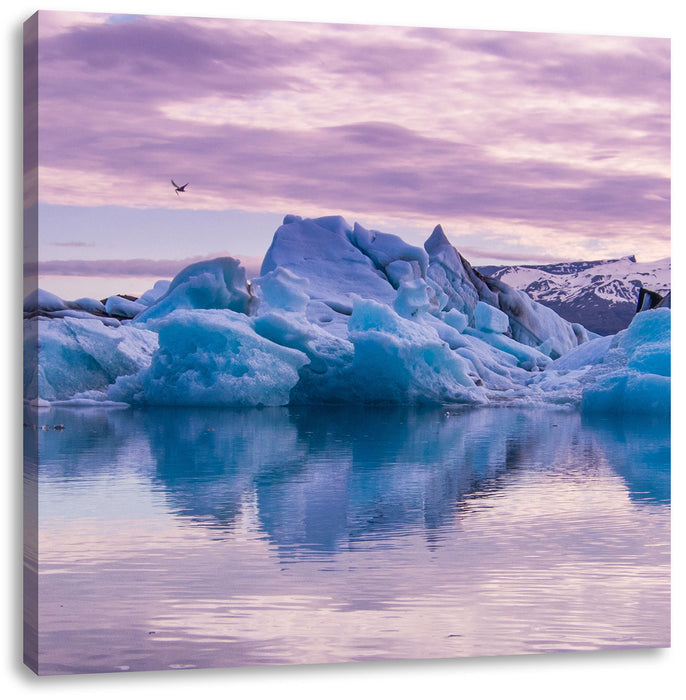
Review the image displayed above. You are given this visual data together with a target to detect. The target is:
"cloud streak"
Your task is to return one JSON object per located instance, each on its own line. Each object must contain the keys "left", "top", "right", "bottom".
{"left": 50, "top": 241, "right": 95, "bottom": 248}
{"left": 28, "top": 253, "right": 264, "bottom": 279}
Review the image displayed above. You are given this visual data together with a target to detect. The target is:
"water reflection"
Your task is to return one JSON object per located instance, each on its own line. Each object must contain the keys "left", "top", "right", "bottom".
{"left": 30, "top": 404, "right": 670, "bottom": 553}
{"left": 580, "top": 414, "right": 670, "bottom": 504}
{"left": 28, "top": 404, "right": 670, "bottom": 673}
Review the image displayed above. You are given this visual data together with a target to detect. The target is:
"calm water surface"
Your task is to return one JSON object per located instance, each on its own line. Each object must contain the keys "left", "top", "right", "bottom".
{"left": 25, "top": 405, "right": 670, "bottom": 674}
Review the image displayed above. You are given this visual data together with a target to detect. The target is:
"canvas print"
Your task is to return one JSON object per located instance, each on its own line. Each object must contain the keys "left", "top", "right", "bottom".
{"left": 23, "top": 10, "right": 671, "bottom": 676}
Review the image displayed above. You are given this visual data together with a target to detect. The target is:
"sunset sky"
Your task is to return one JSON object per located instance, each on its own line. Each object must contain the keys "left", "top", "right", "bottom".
{"left": 26, "top": 10, "right": 671, "bottom": 299}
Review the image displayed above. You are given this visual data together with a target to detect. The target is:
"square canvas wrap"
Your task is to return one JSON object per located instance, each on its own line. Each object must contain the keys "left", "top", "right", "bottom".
{"left": 23, "top": 10, "right": 671, "bottom": 676}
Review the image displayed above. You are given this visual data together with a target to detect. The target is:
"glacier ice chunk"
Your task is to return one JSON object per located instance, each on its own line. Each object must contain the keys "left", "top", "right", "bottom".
{"left": 581, "top": 372, "right": 670, "bottom": 414}
{"left": 551, "top": 334, "right": 615, "bottom": 371}
{"left": 442, "top": 309, "right": 468, "bottom": 333}
{"left": 137, "top": 280, "right": 171, "bottom": 307}
{"left": 473, "top": 301, "right": 509, "bottom": 333}
{"left": 393, "top": 279, "right": 432, "bottom": 319}
{"left": 70, "top": 297, "right": 107, "bottom": 315}
{"left": 261, "top": 216, "right": 397, "bottom": 313}
{"left": 385, "top": 260, "right": 415, "bottom": 288}
{"left": 23, "top": 288, "right": 68, "bottom": 314}
{"left": 424, "top": 225, "right": 586, "bottom": 357}
{"left": 24, "top": 316, "right": 158, "bottom": 401}
{"left": 580, "top": 308, "right": 670, "bottom": 414}
{"left": 255, "top": 266, "right": 310, "bottom": 313}
{"left": 105, "top": 296, "right": 147, "bottom": 319}
{"left": 109, "top": 309, "right": 308, "bottom": 406}
{"left": 346, "top": 297, "right": 486, "bottom": 404}
{"left": 348, "top": 222, "right": 429, "bottom": 281}
{"left": 136, "top": 257, "right": 254, "bottom": 323}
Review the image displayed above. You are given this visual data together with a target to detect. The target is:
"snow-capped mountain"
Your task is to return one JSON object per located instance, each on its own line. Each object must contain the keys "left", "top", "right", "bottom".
{"left": 477, "top": 256, "right": 671, "bottom": 335}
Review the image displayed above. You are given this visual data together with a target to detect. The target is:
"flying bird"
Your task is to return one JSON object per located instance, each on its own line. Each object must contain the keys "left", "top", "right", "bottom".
{"left": 171, "top": 179, "right": 189, "bottom": 195}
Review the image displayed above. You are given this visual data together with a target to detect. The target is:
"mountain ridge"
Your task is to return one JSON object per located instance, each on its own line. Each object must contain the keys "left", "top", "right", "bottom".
{"left": 477, "top": 256, "right": 671, "bottom": 335}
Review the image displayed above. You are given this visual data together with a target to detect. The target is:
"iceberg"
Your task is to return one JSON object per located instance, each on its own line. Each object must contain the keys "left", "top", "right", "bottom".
{"left": 23, "top": 288, "right": 68, "bottom": 314}
{"left": 526, "top": 307, "right": 671, "bottom": 414}
{"left": 424, "top": 225, "right": 589, "bottom": 358}
{"left": 137, "top": 280, "right": 171, "bottom": 307}
{"left": 260, "top": 215, "right": 397, "bottom": 338}
{"left": 108, "top": 309, "right": 307, "bottom": 407}
{"left": 346, "top": 296, "right": 486, "bottom": 404}
{"left": 136, "top": 257, "right": 255, "bottom": 323}
{"left": 24, "top": 288, "right": 117, "bottom": 325}
{"left": 71, "top": 297, "right": 107, "bottom": 315}
{"left": 251, "top": 267, "right": 355, "bottom": 404}
{"left": 473, "top": 301, "right": 510, "bottom": 334}
{"left": 24, "top": 316, "right": 158, "bottom": 402}
{"left": 105, "top": 295, "right": 147, "bottom": 319}
{"left": 23, "top": 215, "right": 670, "bottom": 414}
{"left": 348, "top": 222, "right": 429, "bottom": 283}
{"left": 580, "top": 308, "right": 671, "bottom": 414}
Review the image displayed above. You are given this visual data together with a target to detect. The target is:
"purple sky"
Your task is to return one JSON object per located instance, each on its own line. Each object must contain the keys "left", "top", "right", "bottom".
{"left": 28, "top": 11, "right": 670, "bottom": 298}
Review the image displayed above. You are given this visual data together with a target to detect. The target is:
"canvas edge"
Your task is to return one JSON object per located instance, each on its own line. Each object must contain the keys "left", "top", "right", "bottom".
{"left": 23, "top": 9, "right": 39, "bottom": 677}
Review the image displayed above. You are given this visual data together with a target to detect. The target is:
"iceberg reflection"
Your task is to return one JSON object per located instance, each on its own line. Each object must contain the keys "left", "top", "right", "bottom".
{"left": 29, "top": 404, "right": 670, "bottom": 672}
{"left": 32, "top": 405, "right": 670, "bottom": 554}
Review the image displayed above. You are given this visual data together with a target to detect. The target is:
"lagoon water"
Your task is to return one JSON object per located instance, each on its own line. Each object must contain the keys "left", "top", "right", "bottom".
{"left": 25, "top": 405, "right": 670, "bottom": 674}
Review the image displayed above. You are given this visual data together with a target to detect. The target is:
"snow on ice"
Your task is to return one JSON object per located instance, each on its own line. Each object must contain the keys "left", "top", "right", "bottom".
{"left": 23, "top": 215, "right": 670, "bottom": 413}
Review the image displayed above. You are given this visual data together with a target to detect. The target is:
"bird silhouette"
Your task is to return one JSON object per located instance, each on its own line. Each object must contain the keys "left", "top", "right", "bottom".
{"left": 171, "top": 179, "right": 189, "bottom": 195}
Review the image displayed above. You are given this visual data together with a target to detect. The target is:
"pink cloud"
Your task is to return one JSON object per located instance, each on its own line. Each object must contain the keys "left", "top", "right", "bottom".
{"left": 27, "top": 253, "right": 264, "bottom": 280}
{"left": 32, "top": 12, "right": 670, "bottom": 258}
